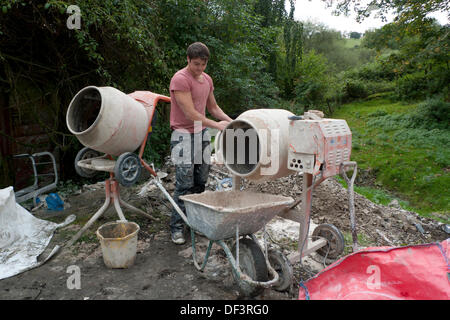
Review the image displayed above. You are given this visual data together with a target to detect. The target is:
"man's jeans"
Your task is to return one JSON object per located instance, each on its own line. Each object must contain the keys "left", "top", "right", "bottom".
{"left": 170, "top": 129, "right": 211, "bottom": 234}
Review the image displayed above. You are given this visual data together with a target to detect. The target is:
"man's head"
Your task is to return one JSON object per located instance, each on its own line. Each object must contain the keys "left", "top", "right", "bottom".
{"left": 186, "top": 42, "right": 210, "bottom": 78}
{"left": 187, "top": 42, "right": 210, "bottom": 62}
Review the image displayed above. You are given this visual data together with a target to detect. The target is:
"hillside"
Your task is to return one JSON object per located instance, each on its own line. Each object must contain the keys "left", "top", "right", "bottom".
{"left": 332, "top": 96, "right": 449, "bottom": 222}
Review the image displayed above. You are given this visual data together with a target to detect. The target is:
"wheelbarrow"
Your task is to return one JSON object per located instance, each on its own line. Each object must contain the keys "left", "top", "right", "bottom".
{"left": 172, "top": 190, "right": 296, "bottom": 297}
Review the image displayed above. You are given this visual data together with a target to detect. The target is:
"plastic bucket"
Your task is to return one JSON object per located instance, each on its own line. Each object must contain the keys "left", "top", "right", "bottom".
{"left": 96, "top": 221, "right": 140, "bottom": 269}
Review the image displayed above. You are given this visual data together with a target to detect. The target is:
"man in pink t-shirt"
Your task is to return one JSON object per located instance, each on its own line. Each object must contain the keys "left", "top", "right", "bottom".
{"left": 169, "top": 42, "right": 232, "bottom": 244}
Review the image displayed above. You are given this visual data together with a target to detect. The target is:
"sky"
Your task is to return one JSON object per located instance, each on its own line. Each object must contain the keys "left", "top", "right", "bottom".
{"left": 290, "top": 0, "right": 449, "bottom": 34}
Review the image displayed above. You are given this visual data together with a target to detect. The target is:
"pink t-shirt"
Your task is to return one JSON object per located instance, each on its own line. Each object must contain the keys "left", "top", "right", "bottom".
{"left": 169, "top": 67, "right": 214, "bottom": 133}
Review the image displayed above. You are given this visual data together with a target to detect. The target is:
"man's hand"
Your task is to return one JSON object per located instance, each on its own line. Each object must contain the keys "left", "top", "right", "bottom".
{"left": 216, "top": 120, "right": 230, "bottom": 131}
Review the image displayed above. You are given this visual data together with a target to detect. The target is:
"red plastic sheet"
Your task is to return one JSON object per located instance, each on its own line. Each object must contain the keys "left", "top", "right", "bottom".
{"left": 298, "top": 239, "right": 450, "bottom": 300}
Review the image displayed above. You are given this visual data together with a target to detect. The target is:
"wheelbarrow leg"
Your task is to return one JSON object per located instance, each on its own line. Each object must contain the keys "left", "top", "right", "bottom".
{"left": 190, "top": 229, "right": 213, "bottom": 271}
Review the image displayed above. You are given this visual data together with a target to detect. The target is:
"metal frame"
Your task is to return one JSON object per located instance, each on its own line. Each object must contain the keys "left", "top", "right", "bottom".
{"left": 14, "top": 151, "right": 58, "bottom": 206}
{"left": 277, "top": 162, "right": 359, "bottom": 265}
{"left": 190, "top": 230, "right": 280, "bottom": 290}
{"left": 66, "top": 176, "right": 154, "bottom": 247}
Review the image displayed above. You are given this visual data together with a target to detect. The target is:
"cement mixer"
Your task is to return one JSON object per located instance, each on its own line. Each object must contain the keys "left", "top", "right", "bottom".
{"left": 65, "top": 86, "right": 170, "bottom": 247}
{"left": 180, "top": 108, "right": 359, "bottom": 296}
{"left": 66, "top": 86, "right": 170, "bottom": 186}
{"left": 213, "top": 108, "right": 359, "bottom": 266}
{"left": 215, "top": 108, "right": 353, "bottom": 181}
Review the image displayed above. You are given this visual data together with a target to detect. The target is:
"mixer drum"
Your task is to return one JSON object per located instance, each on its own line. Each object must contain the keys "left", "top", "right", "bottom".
{"left": 219, "top": 109, "right": 296, "bottom": 183}
{"left": 66, "top": 86, "right": 150, "bottom": 156}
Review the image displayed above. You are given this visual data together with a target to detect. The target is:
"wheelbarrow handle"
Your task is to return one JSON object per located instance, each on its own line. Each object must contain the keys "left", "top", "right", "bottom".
{"left": 151, "top": 177, "right": 190, "bottom": 226}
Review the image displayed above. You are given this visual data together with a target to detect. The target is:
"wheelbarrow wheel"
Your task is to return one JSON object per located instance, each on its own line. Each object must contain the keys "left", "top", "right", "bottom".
{"left": 231, "top": 237, "right": 268, "bottom": 297}
{"left": 312, "top": 223, "right": 345, "bottom": 260}
{"left": 75, "top": 147, "right": 101, "bottom": 178}
{"left": 114, "top": 152, "right": 142, "bottom": 187}
{"left": 268, "top": 249, "right": 293, "bottom": 292}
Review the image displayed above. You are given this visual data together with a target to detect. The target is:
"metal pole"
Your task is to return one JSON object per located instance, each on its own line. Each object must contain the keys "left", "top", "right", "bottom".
{"left": 340, "top": 161, "right": 359, "bottom": 252}
{"left": 298, "top": 173, "right": 313, "bottom": 260}
{"left": 152, "top": 177, "right": 190, "bottom": 226}
{"left": 66, "top": 179, "right": 112, "bottom": 247}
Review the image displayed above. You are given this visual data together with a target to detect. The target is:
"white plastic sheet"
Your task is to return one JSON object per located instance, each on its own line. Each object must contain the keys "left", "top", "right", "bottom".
{"left": 0, "top": 187, "right": 75, "bottom": 280}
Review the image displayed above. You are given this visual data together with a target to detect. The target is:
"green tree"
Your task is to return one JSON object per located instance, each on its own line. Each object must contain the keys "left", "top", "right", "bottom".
{"left": 331, "top": 0, "right": 449, "bottom": 26}
{"left": 294, "top": 50, "right": 330, "bottom": 108}
{"left": 350, "top": 31, "right": 362, "bottom": 39}
{"left": 303, "top": 22, "right": 375, "bottom": 72}
{"left": 0, "top": 0, "right": 291, "bottom": 183}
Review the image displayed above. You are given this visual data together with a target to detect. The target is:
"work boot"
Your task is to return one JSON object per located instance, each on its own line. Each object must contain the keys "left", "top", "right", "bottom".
{"left": 171, "top": 230, "right": 186, "bottom": 245}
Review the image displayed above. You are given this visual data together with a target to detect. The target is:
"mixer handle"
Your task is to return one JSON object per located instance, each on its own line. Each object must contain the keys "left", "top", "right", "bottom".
{"left": 288, "top": 115, "right": 304, "bottom": 121}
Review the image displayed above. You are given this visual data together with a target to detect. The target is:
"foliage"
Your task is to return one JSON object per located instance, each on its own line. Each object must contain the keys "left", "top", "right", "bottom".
{"left": 0, "top": 0, "right": 294, "bottom": 182}
{"left": 394, "top": 71, "right": 429, "bottom": 100}
{"left": 331, "top": 0, "right": 449, "bottom": 26}
{"left": 254, "top": 0, "right": 287, "bottom": 27}
{"left": 349, "top": 60, "right": 396, "bottom": 82}
{"left": 344, "top": 79, "right": 369, "bottom": 99}
{"left": 409, "top": 96, "right": 450, "bottom": 130}
{"left": 333, "top": 97, "right": 450, "bottom": 215}
{"left": 293, "top": 50, "right": 329, "bottom": 108}
{"left": 349, "top": 31, "right": 362, "bottom": 39}
{"left": 394, "top": 66, "right": 449, "bottom": 101}
{"left": 302, "top": 22, "right": 376, "bottom": 73}
{"left": 271, "top": 0, "right": 303, "bottom": 100}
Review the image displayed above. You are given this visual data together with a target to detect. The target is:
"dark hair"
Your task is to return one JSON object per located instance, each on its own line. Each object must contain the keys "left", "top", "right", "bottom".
{"left": 187, "top": 42, "right": 210, "bottom": 61}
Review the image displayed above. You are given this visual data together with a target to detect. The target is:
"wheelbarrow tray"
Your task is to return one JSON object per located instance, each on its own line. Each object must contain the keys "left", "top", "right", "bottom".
{"left": 180, "top": 191, "right": 294, "bottom": 240}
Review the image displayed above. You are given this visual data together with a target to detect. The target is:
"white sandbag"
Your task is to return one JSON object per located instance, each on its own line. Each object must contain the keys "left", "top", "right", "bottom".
{"left": 0, "top": 187, "right": 75, "bottom": 280}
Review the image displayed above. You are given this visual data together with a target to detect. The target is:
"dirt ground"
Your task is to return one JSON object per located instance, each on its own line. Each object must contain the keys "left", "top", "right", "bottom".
{"left": 0, "top": 160, "right": 448, "bottom": 300}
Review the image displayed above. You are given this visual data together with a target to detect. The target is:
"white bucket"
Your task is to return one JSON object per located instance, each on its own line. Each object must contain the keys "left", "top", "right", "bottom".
{"left": 96, "top": 221, "right": 140, "bottom": 269}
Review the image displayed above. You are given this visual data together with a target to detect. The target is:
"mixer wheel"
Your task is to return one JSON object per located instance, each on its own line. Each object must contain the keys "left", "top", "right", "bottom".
{"left": 74, "top": 147, "right": 101, "bottom": 178}
{"left": 312, "top": 223, "right": 345, "bottom": 260}
{"left": 114, "top": 152, "right": 142, "bottom": 187}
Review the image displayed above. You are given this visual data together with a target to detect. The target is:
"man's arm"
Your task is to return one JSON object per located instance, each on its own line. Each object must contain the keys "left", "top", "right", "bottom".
{"left": 206, "top": 91, "right": 233, "bottom": 123}
{"left": 173, "top": 90, "right": 230, "bottom": 130}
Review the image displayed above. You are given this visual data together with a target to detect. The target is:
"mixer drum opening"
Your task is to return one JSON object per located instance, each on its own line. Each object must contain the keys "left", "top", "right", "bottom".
{"left": 67, "top": 87, "right": 102, "bottom": 134}
{"left": 222, "top": 120, "right": 261, "bottom": 176}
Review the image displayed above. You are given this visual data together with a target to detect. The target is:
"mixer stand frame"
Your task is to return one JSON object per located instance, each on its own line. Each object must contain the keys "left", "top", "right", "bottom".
{"left": 233, "top": 161, "right": 359, "bottom": 265}
{"left": 65, "top": 174, "right": 156, "bottom": 247}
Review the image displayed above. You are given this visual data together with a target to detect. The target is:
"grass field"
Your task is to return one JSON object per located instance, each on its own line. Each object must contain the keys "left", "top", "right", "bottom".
{"left": 332, "top": 96, "right": 449, "bottom": 222}
{"left": 343, "top": 38, "right": 361, "bottom": 48}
